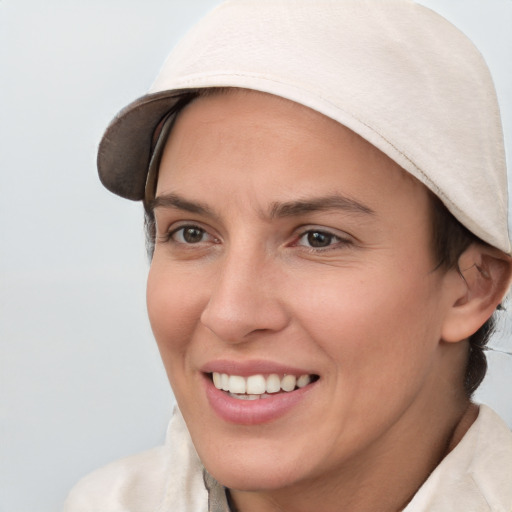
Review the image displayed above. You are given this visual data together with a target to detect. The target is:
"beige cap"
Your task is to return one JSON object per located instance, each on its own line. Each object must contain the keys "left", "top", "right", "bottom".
{"left": 97, "top": 0, "right": 510, "bottom": 254}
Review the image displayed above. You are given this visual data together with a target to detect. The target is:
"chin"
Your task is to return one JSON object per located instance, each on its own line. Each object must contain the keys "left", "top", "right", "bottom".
{"left": 197, "top": 437, "right": 319, "bottom": 493}
{"left": 205, "top": 461, "right": 302, "bottom": 492}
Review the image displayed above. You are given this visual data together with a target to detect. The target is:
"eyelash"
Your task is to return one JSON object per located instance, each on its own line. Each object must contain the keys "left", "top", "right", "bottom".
{"left": 293, "top": 228, "right": 352, "bottom": 251}
{"left": 163, "top": 224, "right": 217, "bottom": 245}
{"left": 160, "top": 224, "right": 353, "bottom": 252}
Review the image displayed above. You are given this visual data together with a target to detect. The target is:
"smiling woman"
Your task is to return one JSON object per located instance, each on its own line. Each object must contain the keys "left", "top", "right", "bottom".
{"left": 147, "top": 90, "right": 477, "bottom": 506}
{"left": 63, "top": 1, "right": 512, "bottom": 511}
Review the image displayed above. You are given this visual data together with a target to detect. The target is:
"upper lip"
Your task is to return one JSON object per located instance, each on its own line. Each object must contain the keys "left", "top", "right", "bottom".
{"left": 200, "top": 359, "right": 317, "bottom": 377}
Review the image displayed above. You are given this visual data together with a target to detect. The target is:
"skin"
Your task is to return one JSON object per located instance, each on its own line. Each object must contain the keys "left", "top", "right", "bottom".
{"left": 146, "top": 90, "right": 480, "bottom": 512}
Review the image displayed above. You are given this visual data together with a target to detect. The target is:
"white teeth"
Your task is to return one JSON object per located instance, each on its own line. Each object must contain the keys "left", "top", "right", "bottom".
{"left": 212, "top": 372, "right": 222, "bottom": 389}
{"left": 212, "top": 372, "right": 315, "bottom": 396}
{"left": 221, "top": 373, "right": 229, "bottom": 391}
{"left": 266, "top": 374, "right": 281, "bottom": 393}
{"left": 228, "top": 393, "right": 261, "bottom": 400}
{"left": 281, "top": 374, "right": 296, "bottom": 392}
{"left": 246, "top": 375, "right": 266, "bottom": 395}
{"left": 229, "top": 375, "right": 246, "bottom": 394}
{"left": 297, "top": 374, "right": 311, "bottom": 388}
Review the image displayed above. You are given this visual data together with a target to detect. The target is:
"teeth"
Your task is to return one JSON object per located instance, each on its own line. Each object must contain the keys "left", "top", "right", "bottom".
{"left": 266, "top": 374, "right": 281, "bottom": 393}
{"left": 247, "top": 375, "right": 266, "bottom": 394}
{"left": 212, "top": 372, "right": 222, "bottom": 389}
{"left": 212, "top": 372, "right": 314, "bottom": 396}
{"left": 297, "top": 375, "right": 311, "bottom": 388}
{"left": 281, "top": 374, "right": 296, "bottom": 392}
{"left": 228, "top": 393, "right": 263, "bottom": 400}
{"left": 229, "top": 375, "right": 246, "bottom": 394}
{"left": 221, "top": 373, "right": 229, "bottom": 391}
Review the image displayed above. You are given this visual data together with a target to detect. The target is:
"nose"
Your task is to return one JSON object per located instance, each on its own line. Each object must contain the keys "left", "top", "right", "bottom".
{"left": 200, "top": 250, "right": 289, "bottom": 343}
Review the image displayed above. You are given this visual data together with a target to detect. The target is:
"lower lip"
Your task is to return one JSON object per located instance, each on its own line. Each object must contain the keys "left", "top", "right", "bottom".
{"left": 203, "top": 375, "right": 316, "bottom": 425}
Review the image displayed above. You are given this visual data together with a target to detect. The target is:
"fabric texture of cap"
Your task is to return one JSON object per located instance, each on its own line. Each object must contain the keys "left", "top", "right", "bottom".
{"left": 97, "top": 0, "right": 510, "bottom": 254}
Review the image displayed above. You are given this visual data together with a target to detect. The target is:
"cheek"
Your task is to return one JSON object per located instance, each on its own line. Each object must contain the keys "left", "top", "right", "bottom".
{"left": 293, "top": 267, "right": 443, "bottom": 390}
{"left": 146, "top": 262, "right": 205, "bottom": 367}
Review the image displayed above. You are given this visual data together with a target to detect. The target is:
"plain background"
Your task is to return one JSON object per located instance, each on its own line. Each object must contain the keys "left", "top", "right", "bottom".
{"left": 1, "top": 1, "right": 511, "bottom": 511}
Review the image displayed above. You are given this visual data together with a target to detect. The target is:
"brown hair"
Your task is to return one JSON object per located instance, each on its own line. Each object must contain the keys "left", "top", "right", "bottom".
{"left": 430, "top": 195, "right": 496, "bottom": 396}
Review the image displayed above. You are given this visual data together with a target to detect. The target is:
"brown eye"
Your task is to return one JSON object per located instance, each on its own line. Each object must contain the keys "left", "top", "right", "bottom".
{"left": 295, "top": 229, "right": 351, "bottom": 250}
{"left": 306, "top": 231, "right": 333, "bottom": 248}
{"left": 172, "top": 226, "right": 208, "bottom": 244}
{"left": 184, "top": 227, "right": 204, "bottom": 243}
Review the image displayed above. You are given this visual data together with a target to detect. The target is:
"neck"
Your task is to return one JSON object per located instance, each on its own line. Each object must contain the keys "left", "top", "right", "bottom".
{"left": 228, "top": 400, "right": 478, "bottom": 512}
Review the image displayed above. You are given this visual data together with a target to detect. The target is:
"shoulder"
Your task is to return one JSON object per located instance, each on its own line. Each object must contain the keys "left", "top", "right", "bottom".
{"left": 63, "top": 445, "right": 169, "bottom": 512}
{"left": 468, "top": 405, "right": 512, "bottom": 509}
{"left": 63, "top": 407, "right": 210, "bottom": 512}
{"left": 405, "top": 405, "right": 512, "bottom": 512}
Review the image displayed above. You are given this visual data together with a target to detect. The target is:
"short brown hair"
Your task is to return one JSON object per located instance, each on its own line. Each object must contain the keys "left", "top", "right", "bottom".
{"left": 430, "top": 194, "right": 496, "bottom": 396}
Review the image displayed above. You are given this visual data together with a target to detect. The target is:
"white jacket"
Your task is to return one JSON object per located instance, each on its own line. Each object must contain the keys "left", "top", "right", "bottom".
{"left": 63, "top": 405, "right": 512, "bottom": 512}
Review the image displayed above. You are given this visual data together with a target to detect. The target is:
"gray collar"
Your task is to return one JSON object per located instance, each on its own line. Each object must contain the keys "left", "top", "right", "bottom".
{"left": 203, "top": 469, "right": 232, "bottom": 512}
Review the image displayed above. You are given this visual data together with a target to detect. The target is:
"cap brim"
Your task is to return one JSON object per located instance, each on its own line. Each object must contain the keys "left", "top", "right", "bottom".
{"left": 97, "top": 90, "right": 195, "bottom": 201}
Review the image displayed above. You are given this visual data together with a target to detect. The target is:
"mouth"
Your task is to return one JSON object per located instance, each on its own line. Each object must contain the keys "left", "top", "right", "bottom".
{"left": 201, "top": 361, "right": 320, "bottom": 424}
{"left": 209, "top": 372, "right": 320, "bottom": 400}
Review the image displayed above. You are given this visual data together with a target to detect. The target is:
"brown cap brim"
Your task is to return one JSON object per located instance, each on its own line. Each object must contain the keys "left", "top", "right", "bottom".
{"left": 97, "top": 90, "right": 195, "bottom": 201}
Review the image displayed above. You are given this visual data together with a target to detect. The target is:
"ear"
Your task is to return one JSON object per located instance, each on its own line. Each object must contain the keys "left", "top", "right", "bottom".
{"left": 441, "top": 244, "right": 512, "bottom": 343}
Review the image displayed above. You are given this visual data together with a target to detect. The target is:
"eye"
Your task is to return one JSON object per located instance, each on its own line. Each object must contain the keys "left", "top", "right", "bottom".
{"left": 295, "top": 229, "right": 349, "bottom": 249}
{"left": 171, "top": 225, "right": 211, "bottom": 244}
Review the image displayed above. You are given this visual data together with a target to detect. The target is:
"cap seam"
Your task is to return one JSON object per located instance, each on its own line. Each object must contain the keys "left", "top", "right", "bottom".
{"left": 167, "top": 72, "right": 480, "bottom": 228}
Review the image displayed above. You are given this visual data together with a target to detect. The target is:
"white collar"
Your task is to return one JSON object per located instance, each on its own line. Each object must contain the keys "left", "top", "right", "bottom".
{"left": 160, "top": 405, "right": 512, "bottom": 512}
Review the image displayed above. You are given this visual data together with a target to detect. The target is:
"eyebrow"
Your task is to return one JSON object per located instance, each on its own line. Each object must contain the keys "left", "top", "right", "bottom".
{"left": 269, "top": 194, "right": 375, "bottom": 218}
{"left": 150, "top": 192, "right": 375, "bottom": 219}
{"left": 150, "top": 193, "right": 215, "bottom": 217}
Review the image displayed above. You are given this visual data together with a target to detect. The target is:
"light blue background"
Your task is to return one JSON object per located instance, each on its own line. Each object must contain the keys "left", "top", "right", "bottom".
{"left": 1, "top": 1, "right": 511, "bottom": 511}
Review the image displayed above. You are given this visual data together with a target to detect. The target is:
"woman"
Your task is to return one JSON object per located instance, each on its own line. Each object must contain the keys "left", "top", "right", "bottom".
{"left": 65, "top": 1, "right": 512, "bottom": 510}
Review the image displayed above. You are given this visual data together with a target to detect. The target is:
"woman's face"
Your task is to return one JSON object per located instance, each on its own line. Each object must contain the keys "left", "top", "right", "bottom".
{"left": 147, "top": 90, "right": 459, "bottom": 493}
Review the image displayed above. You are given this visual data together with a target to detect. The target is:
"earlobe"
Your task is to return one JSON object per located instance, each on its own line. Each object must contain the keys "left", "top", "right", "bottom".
{"left": 441, "top": 244, "right": 512, "bottom": 343}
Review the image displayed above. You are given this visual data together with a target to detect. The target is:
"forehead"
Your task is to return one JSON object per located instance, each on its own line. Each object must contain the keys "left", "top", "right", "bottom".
{"left": 170, "top": 89, "right": 385, "bottom": 155}
{"left": 156, "top": 89, "right": 430, "bottom": 222}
